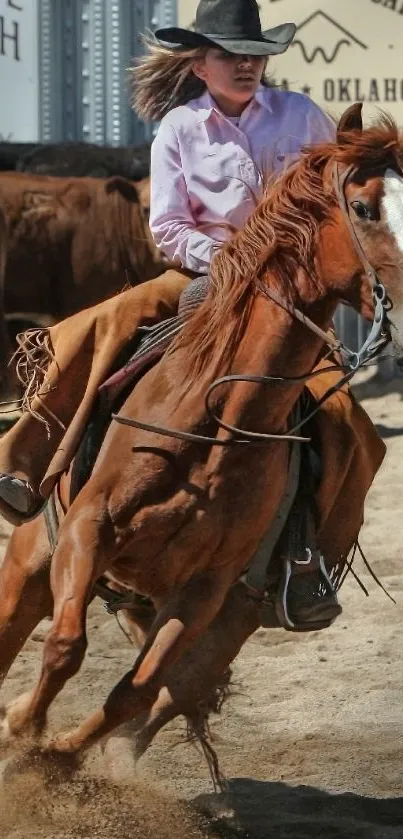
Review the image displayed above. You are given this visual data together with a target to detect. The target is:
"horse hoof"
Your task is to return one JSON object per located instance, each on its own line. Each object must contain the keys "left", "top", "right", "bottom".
{"left": 0, "top": 709, "right": 17, "bottom": 752}
{"left": 0, "top": 699, "right": 12, "bottom": 743}
{"left": 45, "top": 732, "right": 78, "bottom": 754}
{"left": 0, "top": 714, "right": 11, "bottom": 743}
{"left": 0, "top": 691, "right": 37, "bottom": 746}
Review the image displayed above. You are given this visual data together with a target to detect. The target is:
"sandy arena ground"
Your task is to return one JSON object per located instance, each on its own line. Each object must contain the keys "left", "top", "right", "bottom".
{"left": 1, "top": 370, "right": 403, "bottom": 838}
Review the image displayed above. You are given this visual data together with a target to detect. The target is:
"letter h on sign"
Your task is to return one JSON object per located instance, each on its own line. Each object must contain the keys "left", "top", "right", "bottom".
{"left": 1, "top": 0, "right": 22, "bottom": 61}
{"left": 0, "top": 16, "right": 20, "bottom": 61}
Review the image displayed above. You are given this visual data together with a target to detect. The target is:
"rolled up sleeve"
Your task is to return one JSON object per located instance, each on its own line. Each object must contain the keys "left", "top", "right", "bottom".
{"left": 150, "top": 121, "right": 221, "bottom": 273}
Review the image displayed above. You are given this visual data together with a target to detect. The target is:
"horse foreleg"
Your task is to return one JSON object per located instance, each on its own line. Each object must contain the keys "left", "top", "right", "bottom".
{"left": 0, "top": 520, "right": 53, "bottom": 748}
{"left": 46, "top": 571, "right": 232, "bottom": 755}
{"left": 0, "top": 521, "right": 52, "bottom": 688}
{"left": 3, "top": 507, "right": 106, "bottom": 737}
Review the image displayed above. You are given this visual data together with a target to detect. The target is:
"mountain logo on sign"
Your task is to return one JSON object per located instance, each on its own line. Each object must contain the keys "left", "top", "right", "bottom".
{"left": 291, "top": 10, "right": 368, "bottom": 64}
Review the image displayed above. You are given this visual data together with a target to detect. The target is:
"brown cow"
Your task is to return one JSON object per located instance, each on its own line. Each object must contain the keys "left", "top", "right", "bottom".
{"left": 0, "top": 171, "right": 164, "bottom": 321}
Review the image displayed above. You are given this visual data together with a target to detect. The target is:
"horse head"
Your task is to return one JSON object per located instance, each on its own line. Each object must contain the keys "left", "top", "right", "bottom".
{"left": 319, "top": 103, "right": 403, "bottom": 363}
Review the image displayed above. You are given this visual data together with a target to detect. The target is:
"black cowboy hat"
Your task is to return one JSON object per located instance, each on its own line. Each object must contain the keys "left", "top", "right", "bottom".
{"left": 155, "top": 0, "right": 296, "bottom": 56}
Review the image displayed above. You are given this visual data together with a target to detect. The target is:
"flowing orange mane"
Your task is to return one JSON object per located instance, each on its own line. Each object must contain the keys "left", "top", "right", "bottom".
{"left": 174, "top": 115, "right": 400, "bottom": 385}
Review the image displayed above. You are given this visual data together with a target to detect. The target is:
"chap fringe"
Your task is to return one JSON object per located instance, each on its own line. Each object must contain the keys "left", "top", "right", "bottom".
{"left": 11, "top": 328, "right": 66, "bottom": 437}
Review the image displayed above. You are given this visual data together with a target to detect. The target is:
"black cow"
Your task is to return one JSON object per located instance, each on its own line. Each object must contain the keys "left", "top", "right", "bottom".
{"left": 0, "top": 141, "right": 151, "bottom": 180}
{"left": 0, "top": 143, "right": 39, "bottom": 171}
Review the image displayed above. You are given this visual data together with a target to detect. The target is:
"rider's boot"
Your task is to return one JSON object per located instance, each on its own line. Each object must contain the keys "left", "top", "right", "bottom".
{"left": 0, "top": 408, "right": 54, "bottom": 525}
{"left": 0, "top": 474, "right": 38, "bottom": 513}
{"left": 275, "top": 468, "right": 342, "bottom": 631}
{"left": 0, "top": 473, "right": 45, "bottom": 524}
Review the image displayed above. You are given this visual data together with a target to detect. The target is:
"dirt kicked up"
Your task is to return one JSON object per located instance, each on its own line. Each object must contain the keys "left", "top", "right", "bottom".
{"left": 1, "top": 369, "right": 403, "bottom": 838}
{"left": 0, "top": 772, "right": 214, "bottom": 839}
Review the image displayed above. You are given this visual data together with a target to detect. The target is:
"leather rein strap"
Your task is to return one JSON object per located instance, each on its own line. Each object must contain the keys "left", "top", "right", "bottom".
{"left": 113, "top": 161, "right": 390, "bottom": 446}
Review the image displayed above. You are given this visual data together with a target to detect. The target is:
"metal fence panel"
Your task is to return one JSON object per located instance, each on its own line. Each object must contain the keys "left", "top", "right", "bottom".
{"left": 333, "top": 306, "right": 369, "bottom": 355}
{"left": 37, "top": 0, "right": 178, "bottom": 146}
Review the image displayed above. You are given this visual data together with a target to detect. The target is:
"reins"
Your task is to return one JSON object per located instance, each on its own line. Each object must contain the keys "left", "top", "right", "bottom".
{"left": 113, "top": 161, "right": 390, "bottom": 445}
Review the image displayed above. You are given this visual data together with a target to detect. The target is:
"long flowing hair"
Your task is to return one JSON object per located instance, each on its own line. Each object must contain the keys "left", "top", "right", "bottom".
{"left": 130, "top": 35, "right": 274, "bottom": 122}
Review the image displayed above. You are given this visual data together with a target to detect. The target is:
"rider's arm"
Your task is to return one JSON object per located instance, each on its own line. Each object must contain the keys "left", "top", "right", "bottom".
{"left": 150, "top": 121, "right": 221, "bottom": 274}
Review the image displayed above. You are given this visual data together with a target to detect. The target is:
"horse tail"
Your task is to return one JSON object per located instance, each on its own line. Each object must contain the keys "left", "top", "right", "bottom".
{"left": 185, "top": 666, "right": 233, "bottom": 792}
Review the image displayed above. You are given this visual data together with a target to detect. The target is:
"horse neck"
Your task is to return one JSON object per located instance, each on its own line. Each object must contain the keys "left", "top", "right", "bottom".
{"left": 221, "top": 283, "right": 338, "bottom": 435}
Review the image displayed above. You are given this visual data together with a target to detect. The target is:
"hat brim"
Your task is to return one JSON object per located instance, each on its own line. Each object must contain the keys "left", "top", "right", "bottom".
{"left": 154, "top": 22, "right": 296, "bottom": 56}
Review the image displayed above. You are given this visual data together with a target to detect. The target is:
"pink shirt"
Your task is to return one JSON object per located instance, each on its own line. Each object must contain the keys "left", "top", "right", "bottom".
{"left": 150, "top": 86, "right": 336, "bottom": 274}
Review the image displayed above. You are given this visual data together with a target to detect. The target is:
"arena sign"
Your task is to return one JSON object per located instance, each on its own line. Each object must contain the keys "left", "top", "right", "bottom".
{"left": 178, "top": 0, "right": 403, "bottom": 124}
{"left": 0, "top": 0, "right": 39, "bottom": 140}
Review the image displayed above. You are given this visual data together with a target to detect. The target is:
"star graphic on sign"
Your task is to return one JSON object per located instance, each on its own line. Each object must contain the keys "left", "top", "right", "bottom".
{"left": 301, "top": 84, "right": 312, "bottom": 96}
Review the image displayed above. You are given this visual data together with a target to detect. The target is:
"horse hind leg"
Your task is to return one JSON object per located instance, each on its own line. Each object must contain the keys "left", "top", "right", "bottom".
{"left": 46, "top": 570, "right": 234, "bottom": 756}
{"left": 100, "top": 583, "right": 260, "bottom": 785}
{"left": 97, "top": 599, "right": 156, "bottom": 784}
{"left": 135, "top": 581, "right": 259, "bottom": 748}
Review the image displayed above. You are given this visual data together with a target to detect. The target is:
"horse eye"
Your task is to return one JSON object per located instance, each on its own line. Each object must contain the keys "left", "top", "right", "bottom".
{"left": 351, "top": 200, "right": 372, "bottom": 220}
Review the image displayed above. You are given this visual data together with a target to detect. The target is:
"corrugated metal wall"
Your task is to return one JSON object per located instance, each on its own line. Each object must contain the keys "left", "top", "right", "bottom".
{"left": 37, "top": 0, "right": 177, "bottom": 145}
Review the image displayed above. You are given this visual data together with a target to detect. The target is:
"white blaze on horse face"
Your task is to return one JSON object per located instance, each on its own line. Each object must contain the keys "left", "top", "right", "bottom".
{"left": 382, "top": 169, "right": 403, "bottom": 254}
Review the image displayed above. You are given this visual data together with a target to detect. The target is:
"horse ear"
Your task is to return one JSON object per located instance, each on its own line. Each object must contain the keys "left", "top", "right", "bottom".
{"left": 337, "top": 103, "right": 363, "bottom": 141}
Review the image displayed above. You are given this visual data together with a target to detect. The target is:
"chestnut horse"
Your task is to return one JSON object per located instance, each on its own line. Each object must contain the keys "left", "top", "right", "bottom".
{"left": 0, "top": 104, "right": 403, "bottom": 773}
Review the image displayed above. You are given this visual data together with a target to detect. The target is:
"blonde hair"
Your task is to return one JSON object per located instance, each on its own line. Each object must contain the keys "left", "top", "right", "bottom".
{"left": 130, "top": 35, "right": 274, "bottom": 123}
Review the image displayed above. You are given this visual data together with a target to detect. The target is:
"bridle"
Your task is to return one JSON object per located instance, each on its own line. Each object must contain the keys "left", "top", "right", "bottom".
{"left": 113, "top": 161, "right": 391, "bottom": 446}
{"left": 332, "top": 161, "right": 390, "bottom": 368}
{"left": 258, "top": 162, "right": 390, "bottom": 368}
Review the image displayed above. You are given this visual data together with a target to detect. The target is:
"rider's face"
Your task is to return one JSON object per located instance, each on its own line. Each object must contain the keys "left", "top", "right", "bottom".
{"left": 192, "top": 49, "right": 267, "bottom": 115}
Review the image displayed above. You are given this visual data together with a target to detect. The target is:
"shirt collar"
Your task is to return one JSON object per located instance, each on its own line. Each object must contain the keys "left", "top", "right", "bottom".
{"left": 193, "top": 85, "right": 273, "bottom": 123}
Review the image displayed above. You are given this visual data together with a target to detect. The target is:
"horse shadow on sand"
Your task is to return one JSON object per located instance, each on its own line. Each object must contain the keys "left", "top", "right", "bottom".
{"left": 193, "top": 777, "right": 403, "bottom": 839}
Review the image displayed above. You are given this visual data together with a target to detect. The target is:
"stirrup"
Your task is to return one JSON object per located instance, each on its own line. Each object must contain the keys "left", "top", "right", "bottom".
{"left": 275, "top": 548, "right": 342, "bottom": 632}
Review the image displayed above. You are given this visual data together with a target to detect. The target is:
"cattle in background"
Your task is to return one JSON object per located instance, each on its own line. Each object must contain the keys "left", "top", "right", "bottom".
{"left": 0, "top": 141, "right": 151, "bottom": 180}
{"left": 0, "top": 143, "right": 39, "bottom": 172}
{"left": 0, "top": 171, "right": 163, "bottom": 322}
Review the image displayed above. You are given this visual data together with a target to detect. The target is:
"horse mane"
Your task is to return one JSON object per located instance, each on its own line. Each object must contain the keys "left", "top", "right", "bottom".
{"left": 173, "top": 114, "right": 400, "bottom": 386}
